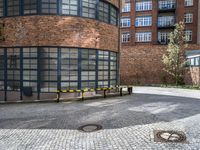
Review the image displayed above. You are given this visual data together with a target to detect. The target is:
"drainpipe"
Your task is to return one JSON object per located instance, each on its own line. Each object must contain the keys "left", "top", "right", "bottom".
{"left": 117, "top": 0, "right": 122, "bottom": 85}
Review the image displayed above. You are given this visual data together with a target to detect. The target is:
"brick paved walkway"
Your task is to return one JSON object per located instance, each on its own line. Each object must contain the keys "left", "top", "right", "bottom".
{"left": 0, "top": 87, "right": 200, "bottom": 150}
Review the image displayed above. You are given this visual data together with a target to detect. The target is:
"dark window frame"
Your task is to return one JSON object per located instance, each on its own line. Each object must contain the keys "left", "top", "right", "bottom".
{"left": 23, "top": 0, "right": 38, "bottom": 15}
{"left": 41, "top": 0, "right": 57, "bottom": 14}
{"left": 7, "top": 0, "right": 20, "bottom": 16}
{"left": 0, "top": 47, "right": 118, "bottom": 95}
{"left": 0, "top": 0, "right": 118, "bottom": 26}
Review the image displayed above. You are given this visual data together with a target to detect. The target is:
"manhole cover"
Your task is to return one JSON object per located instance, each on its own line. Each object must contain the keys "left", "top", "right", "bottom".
{"left": 154, "top": 130, "right": 186, "bottom": 143}
{"left": 78, "top": 124, "right": 103, "bottom": 133}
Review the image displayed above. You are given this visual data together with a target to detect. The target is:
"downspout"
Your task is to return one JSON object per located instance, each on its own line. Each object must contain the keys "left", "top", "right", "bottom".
{"left": 118, "top": 0, "right": 121, "bottom": 85}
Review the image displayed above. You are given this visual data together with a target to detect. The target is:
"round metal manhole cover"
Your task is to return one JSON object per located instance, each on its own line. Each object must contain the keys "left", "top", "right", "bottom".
{"left": 78, "top": 124, "right": 103, "bottom": 133}
{"left": 155, "top": 130, "right": 186, "bottom": 143}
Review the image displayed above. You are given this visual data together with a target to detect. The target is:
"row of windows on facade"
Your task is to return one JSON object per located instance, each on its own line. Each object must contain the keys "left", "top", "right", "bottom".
{"left": 121, "top": 30, "right": 192, "bottom": 43}
{"left": 120, "top": 13, "right": 193, "bottom": 28}
{"left": 122, "top": 0, "right": 194, "bottom": 12}
{"left": 0, "top": 0, "right": 118, "bottom": 26}
{"left": 0, "top": 47, "right": 118, "bottom": 92}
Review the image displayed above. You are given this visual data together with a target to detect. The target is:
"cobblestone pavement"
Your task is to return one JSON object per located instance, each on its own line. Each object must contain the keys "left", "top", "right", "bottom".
{"left": 0, "top": 87, "right": 200, "bottom": 150}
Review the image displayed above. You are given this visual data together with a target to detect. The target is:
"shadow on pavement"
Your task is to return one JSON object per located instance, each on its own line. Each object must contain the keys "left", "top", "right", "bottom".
{"left": 0, "top": 93, "right": 200, "bottom": 129}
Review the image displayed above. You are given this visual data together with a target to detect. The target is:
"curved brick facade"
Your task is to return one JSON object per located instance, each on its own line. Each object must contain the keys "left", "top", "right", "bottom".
{"left": 0, "top": 16, "right": 119, "bottom": 52}
{"left": 106, "top": 0, "right": 119, "bottom": 8}
{"left": 0, "top": 0, "right": 120, "bottom": 102}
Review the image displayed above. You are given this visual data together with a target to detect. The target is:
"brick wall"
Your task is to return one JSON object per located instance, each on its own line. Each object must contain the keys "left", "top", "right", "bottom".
{"left": 120, "top": 44, "right": 200, "bottom": 85}
{"left": 107, "top": 0, "right": 119, "bottom": 8}
{"left": 185, "top": 67, "right": 200, "bottom": 86}
{"left": 121, "top": 0, "right": 199, "bottom": 46}
{"left": 0, "top": 16, "right": 119, "bottom": 52}
{"left": 176, "top": 0, "right": 199, "bottom": 44}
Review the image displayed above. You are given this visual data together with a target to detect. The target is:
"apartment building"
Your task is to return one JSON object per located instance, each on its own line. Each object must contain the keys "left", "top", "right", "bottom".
{"left": 120, "top": 0, "right": 200, "bottom": 85}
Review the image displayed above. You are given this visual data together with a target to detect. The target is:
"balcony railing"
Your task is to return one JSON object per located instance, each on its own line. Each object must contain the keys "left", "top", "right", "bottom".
{"left": 158, "top": 17, "right": 175, "bottom": 28}
{"left": 159, "top": 3, "right": 176, "bottom": 10}
{"left": 158, "top": 0, "right": 176, "bottom": 12}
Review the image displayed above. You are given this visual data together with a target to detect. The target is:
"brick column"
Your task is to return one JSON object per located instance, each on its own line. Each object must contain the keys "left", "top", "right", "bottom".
{"left": 130, "top": 0, "right": 136, "bottom": 46}
{"left": 176, "top": 0, "right": 184, "bottom": 22}
{"left": 152, "top": 0, "right": 158, "bottom": 44}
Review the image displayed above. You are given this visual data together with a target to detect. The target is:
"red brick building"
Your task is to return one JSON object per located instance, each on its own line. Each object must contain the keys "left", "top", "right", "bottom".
{"left": 0, "top": 0, "right": 120, "bottom": 101}
{"left": 120, "top": 0, "right": 200, "bottom": 85}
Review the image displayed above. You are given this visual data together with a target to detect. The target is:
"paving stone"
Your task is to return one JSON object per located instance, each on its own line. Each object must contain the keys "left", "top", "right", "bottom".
{"left": 0, "top": 87, "right": 200, "bottom": 150}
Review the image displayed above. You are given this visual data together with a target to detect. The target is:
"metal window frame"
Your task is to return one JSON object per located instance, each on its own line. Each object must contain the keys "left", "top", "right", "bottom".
{"left": 0, "top": 0, "right": 119, "bottom": 26}
{"left": 60, "top": 48, "right": 79, "bottom": 90}
{"left": 80, "top": 49, "right": 97, "bottom": 89}
{"left": 0, "top": 46, "right": 118, "bottom": 101}
{"left": 6, "top": 0, "right": 21, "bottom": 16}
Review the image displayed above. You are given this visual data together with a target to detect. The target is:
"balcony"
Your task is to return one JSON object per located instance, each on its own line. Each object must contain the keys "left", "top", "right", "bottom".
{"left": 158, "top": 16, "right": 175, "bottom": 29}
{"left": 158, "top": 1, "right": 176, "bottom": 12}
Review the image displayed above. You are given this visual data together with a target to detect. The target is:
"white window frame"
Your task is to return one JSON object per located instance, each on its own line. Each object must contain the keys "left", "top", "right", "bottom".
{"left": 158, "top": 32, "right": 170, "bottom": 44}
{"left": 135, "top": 16, "right": 152, "bottom": 27}
{"left": 120, "top": 18, "right": 131, "bottom": 27}
{"left": 122, "top": 3, "right": 131, "bottom": 12}
{"left": 184, "top": 0, "right": 193, "bottom": 6}
{"left": 136, "top": 1, "right": 152, "bottom": 11}
{"left": 135, "top": 32, "right": 152, "bottom": 42}
{"left": 185, "top": 30, "right": 192, "bottom": 41}
{"left": 184, "top": 13, "right": 193, "bottom": 23}
{"left": 122, "top": 33, "right": 130, "bottom": 43}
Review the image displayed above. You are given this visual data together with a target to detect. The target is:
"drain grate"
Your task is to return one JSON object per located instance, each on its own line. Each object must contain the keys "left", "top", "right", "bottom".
{"left": 154, "top": 130, "right": 187, "bottom": 143}
{"left": 78, "top": 124, "right": 103, "bottom": 133}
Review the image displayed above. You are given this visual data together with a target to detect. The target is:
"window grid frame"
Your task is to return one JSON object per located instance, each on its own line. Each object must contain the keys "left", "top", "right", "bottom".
{"left": 135, "top": 16, "right": 152, "bottom": 27}
{"left": 136, "top": 1, "right": 152, "bottom": 12}
{"left": 1, "top": 0, "right": 118, "bottom": 26}
{"left": 7, "top": 0, "right": 20, "bottom": 16}
{"left": 184, "top": 13, "right": 193, "bottom": 24}
{"left": 122, "top": 32, "right": 130, "bottom": 43}
{"left": 136, "top": 32, "right": 152, "bottom": 42}
{"left": 0, "top": 47, "right": 118, "bottom": 95}
{"left": 120, "top": 17, "right": 131, "bottom": 28}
